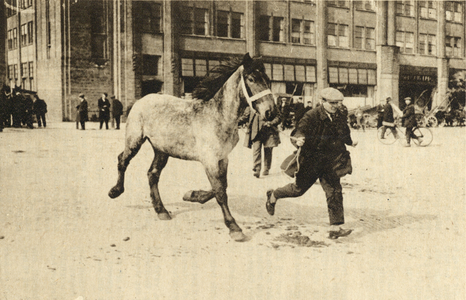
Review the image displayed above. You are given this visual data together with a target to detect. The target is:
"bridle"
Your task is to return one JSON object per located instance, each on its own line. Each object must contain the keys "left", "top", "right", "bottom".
{"left": 240, "top": 71, "right": 273, "bottom": 111}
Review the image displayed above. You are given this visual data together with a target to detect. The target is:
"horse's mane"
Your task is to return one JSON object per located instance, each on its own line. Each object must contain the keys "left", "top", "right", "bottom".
{"left": 192, "top": 56, "right": 243, "bottom": 101}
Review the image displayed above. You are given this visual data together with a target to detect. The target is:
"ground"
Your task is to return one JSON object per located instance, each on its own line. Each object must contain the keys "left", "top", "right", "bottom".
{"left": 0, "top": 123, "right": 465, "bottom": 300}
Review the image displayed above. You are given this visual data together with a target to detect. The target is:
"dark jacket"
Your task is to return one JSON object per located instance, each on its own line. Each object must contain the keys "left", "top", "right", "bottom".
{"left": 402, "top": 103, "right": 417, "bottom": 128}
{"left": 112, "top": 99, "right": 123, "bottom": 117}
{"left": 383, "top": 102, "right": 395, "bottom": 125}
{"left": 77, "top": 99, "right": 88, "bottom": 122}
{"left": 294, "top": 105, "right": 353, "bottom": 160}
{"left": 33, "top": 99, "right": 47, "bottom": 114}
{"left": 98, "top": 97, "right": 111, "bottom": 120}
{"left": 239, "top": 106, "right": 281, "bottom": 148}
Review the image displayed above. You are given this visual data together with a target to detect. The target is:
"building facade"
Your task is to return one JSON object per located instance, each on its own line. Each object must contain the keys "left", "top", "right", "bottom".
{"left": 3, "top": 0, "right": 466, "bottom": 121}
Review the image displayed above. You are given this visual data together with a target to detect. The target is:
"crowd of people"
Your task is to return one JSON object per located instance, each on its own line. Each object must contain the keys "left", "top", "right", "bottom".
{"left": 0, "top": 84, "right": 47, "bottom": 132}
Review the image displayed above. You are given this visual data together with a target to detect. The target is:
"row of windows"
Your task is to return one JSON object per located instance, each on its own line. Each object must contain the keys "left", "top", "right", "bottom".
{"left": 397, "top": 1, "right": 463, "bottom": 23}
{"left": 8, "top": 62, "right": 33, "bottom": 80}
{"left": 6, "top": 0, "right": 33, "bottom": 17}
{"left": 329, "top": 67, "right": 377, "bottom": 85}
{"left": 396, "top": 30, "right": 462, "bottom": 57}
{"left": 7, "top": 21, "right": 34, "bottom": 50}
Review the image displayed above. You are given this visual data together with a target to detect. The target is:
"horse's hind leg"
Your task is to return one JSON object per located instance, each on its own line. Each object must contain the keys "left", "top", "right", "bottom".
{"left": 108, "top": 135, "right": 145, "bottom": 199}
{"left": 148, "top": 149, "right": 171, "bottom": 220}
{"left": 204, "top": 158, "right": 246, "bottom": 241}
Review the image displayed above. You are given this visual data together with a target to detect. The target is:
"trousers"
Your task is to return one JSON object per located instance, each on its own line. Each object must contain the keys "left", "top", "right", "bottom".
{"left": 273, "top": 154, "right": 345, "bottom": 225}
{"left": 252, "top": 140, "right": 273, "bottom": 173}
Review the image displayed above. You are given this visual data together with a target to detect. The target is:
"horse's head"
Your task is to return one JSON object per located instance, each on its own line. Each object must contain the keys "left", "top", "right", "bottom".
{"left": 240, "top": 53, "right": 276, "bottom": 121}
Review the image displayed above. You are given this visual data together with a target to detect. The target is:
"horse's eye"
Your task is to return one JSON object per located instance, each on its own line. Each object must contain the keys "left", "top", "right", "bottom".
{"left": 247, "top": 76, "right": 255, "bottom": 83}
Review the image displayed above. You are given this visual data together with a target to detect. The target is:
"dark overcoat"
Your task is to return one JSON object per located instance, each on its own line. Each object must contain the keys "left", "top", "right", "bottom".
{"left": 402, "top": 103, "right": 417, "bottom": 128}
{"left": 239, "top": 107, "right": 281, "bottom": 149}
{"left": 77, "top": 100, "right": 88, "bottom": 122}
{"left": 98, "top": 97, "right": 111, "bottom": 120}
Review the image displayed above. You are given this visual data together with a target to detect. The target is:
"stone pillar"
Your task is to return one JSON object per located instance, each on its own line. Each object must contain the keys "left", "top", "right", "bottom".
{"left": 376, "top": 1, "right": 399, "bottom": 107}
{"left": 436, "top": 1, "right": 449, "bottom": 108}
{"left": 315, "top": 0, "right": 327, "bottom": 106}
{"left": 245, "top": 0, "right": 258, "bottom": 57}
{"left": 163, "top": 0, "right": 181, "bottom": 97}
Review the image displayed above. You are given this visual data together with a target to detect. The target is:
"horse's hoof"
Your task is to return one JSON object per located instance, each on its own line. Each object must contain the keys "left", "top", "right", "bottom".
{"left": 230, "top": 231, "right": 247, "bottom": 242}
{"left": 158, "top": 212, "right": 172, "bottom": 220}
{"left": 108, "top": 186, "right": 124, "bottom": 199}
{"left": 182, "top": 190, "right": 196, "bottom": 202}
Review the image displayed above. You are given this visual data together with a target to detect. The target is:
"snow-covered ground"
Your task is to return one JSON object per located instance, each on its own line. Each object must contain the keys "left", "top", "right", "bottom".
{"left": 1, "top": 123, "right": 465, "bottom": 300}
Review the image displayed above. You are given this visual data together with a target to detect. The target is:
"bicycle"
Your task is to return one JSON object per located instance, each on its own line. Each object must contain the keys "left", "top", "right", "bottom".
{"left": 377, "top": 121, "right": 433, "bottom": 147}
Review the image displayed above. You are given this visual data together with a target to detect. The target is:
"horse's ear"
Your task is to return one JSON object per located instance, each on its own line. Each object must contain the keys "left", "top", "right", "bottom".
{"left": 242, "top": 53, "right": 253, "bottom": 67}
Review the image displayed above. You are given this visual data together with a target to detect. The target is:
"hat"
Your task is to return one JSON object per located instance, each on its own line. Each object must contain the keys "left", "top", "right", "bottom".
{"left": 320, "top": 88, "right": 344, "bottom": 101}
{"left": 111, "top": 95, "right": 116, "bottom": 99}
{"left": 405, "top": 97, "right": 412, "bottom": 101}
{"left": 79, "top": 93, "right": 85, "bottom": 98}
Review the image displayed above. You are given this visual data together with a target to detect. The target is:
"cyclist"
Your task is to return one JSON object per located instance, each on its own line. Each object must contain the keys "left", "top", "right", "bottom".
{"left": 402, "top": 97, "right": 420, "bottom": 147}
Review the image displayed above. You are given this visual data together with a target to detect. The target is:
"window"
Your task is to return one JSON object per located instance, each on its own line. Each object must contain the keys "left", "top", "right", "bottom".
{"left": 419, "top": 34, "right": 436, "bottom": 55}
{"left": 259, "top": 16, "right": 284, "bottom": 42}
{"left": 291, "top": 19, "right": 315, "bottom": 45}
{"left": 180, "top": 6, "right": 209, "bottom": 36}
{"left": 216, "top": 10, "right": 244, "bottom": 39}
{"left": 419, "top": 1, "right": 436, "bottom": 19}
{"left": 7, "top": 30, "right": 13, "bottom": 50}
{"left": 141, "top": 2, "right": 162, "bottom": 33}
{"left": 20, "top": 0, "right": 32, "bottom": 8}
{"left": 396, "top": 31, "right": 414, "bottom": 54}
{"left": 396, "top": 1, "right": 414, "bottom": 17}
{"left": 21, "top": 63, "right": 28, "bottom": 79}
{"left": 12, "top": 28, "right": 17, "bottom": 49}
{"left": 181, "top": 58, "right": 194, "bottom": 77}
{"left": 328, "top": 0, "right": 349, "bottom": 8}
{"left": 446, "top": 36, "right": 462, "bottom": 57}
{"left": 446, "top": 2, "right": 463, "bottom": 23}
{"left": 354, "top": 26, "right": 375, "bottom": 50}
{"left": 354, "top": 1, "right": 374, "bottom": 11}
{"left": 7, "top": 0, "right": 17, "bottom": 16}
{"left": 327, "top": 23, "right": 348, "bottom": 48}
{"left": 142, "top": 55, "right": 159, "bottom": 76}
{"left": 28, "top": 62, "right": 33, "bottom": 78}
{"left": 21, "top": 24, "right": 27, "bottom": 46}
{"left": 27, "top": 21, "right": 33, "bottom": 44}
{"left": 90, "top": 2, "right": 108, "bottom": 62}
{"left": 8, "top": 65, "right": 14, "bottom": 79}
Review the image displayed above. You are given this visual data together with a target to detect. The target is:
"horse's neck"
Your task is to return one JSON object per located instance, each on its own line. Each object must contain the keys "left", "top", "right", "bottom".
{"left": 211, "top": 67, "right": 245, "bottom": 124}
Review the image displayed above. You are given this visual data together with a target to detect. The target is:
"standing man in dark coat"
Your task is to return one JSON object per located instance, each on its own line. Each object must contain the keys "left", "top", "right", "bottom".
{"left": 239, "top": 106, "right": 281, "bottom": 178}
{"left": 380, "top": 97, "right": 400, "bottom": 139}
{"left": 33, "top": 94, "right": 47, "bottom": 128}
{"left": 111, "top": 95, "right": 123, "bottom": 130}
{"left": 402, "top": 97, "right": 418, "bottom": 147}
{"left": 98, "top": 92, "right": 111, "bottom": 130}
{"left": 22, "top": 95, "right": 34, "bottom": 129}
{"left": 376, "top": 99, "right": 385, "bottom": 129}
{"left": 265, "top": 88, "right": 357, "bottom": 239}
{"left": 76, "top": 93, "right": 88, "bottom": 130}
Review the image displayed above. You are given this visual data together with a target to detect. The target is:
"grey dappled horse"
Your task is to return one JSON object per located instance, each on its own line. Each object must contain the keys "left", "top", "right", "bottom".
{"left": 108, "top": 53, "right": 276, "bottom": 241}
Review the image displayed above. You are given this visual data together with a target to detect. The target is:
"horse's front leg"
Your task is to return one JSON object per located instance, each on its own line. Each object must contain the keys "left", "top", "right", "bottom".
{"left": 148, "top": 150, "right": 171, "bottom": 220}
{"left": 205, "top": 158, "right": 246, "bottom": 241}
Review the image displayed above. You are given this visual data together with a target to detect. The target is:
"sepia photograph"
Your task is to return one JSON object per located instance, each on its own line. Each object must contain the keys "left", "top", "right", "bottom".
{"left": 0, "top": 0, "right": 465, "bottom": 299}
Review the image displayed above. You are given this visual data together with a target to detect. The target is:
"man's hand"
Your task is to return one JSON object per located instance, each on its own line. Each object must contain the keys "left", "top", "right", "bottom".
{"left": 351, "top": 141, "right": 358, "bottom": 147}
{"left": 295, "top": 137, "right": 305, "bottom": 147}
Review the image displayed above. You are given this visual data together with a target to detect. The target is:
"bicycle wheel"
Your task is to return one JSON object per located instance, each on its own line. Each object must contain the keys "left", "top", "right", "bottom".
{"left": 378, "top": 127, "right": 397, "bottom": 145}
{"left": 412, "top": 127, "right": 433, "bottom": 147}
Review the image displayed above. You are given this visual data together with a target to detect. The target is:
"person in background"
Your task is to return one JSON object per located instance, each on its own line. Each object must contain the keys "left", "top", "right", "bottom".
{"left": 98, "top": 92, "right": 111, "bottom": 130}
{"left": 402, "top": 97, "right": 418, "bottom": 147}
{"left": 22, "top": 94, "right": 34, "bottom": 129}
{"left": 355, "top": 106, "right": 365, "bottom": 132}
{"left": 380, "top": 97, "right": 400, "bottom": 139}
{"left": 111, "top": 95, "right": 123, "bottom": 130}
{"left": 265, "top": 87, "right": 357, "bottom": 239}
{"left": 376, "top": 99, "right": 385, "bottom": 129}
{"left": 238, "top": 106, "right": 281, "bottom": 178}
{"left": 76, "top": 93, "right": 88, "bottom": 130}
{"left": 33, "top": 94, "right": 47, "bottom": 128}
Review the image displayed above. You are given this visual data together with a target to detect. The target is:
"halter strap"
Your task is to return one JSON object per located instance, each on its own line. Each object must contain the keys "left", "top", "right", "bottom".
{"left": 240, "top": 75, "right": 273, "bottom": 110}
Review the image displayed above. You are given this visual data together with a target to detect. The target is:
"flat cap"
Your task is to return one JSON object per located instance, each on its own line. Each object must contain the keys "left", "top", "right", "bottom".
{"left": 79, "top": 93, "right": 85, "bottom": 98}
{"left": 320, "top": 87, "right": 344, "bottom": 101}
{"left": 404, "top": 97, "right": 412, "bottom": 101}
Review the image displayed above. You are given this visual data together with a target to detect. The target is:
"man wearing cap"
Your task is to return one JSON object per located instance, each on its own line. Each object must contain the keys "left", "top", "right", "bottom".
{"left": 402, "top": 97, "right": 418, "bottom": 147}
{"left": 98, "top": 92, "right": 111, "bottom": 130}
{"left": 266, "top": 87, "right": 357, "bottom": 239}
{"left": 76, "top": 93, "right": 88, "bottom": 130}
{"left": 111, "top": 95, "right": 123, "bottom": 130}
{"left": 380, "top": 97, "right": 400, "bottom": 139}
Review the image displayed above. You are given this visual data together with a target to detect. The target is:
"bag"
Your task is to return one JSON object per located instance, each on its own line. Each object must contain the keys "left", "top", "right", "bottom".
{"left": 333, "top": 151, "right": 352, "bottom": 178}
{"left": 280, "top": 148, "right": 303, "bottom": 178}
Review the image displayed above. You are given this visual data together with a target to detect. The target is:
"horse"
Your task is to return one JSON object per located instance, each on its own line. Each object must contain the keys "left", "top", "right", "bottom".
{"left": 108, "top": 53, "right": 276, "bottom": 241}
